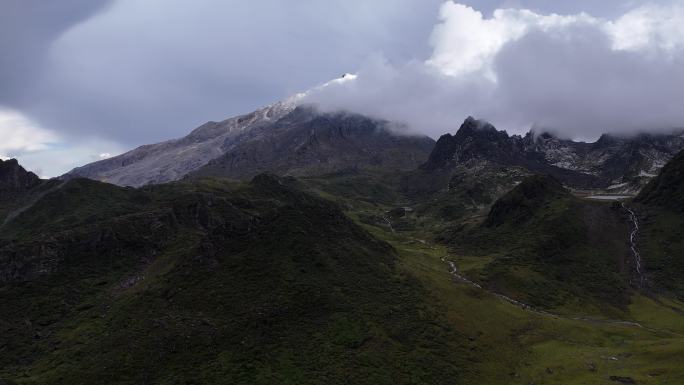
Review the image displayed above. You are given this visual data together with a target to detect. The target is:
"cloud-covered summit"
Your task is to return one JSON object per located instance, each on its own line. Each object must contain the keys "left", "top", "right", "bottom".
{"left": 304, "top": 2, "right": 684, "bottom": 140}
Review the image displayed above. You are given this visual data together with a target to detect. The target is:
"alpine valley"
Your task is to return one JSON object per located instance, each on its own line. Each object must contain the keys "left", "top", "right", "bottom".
{"left": 2, "top": 93, "right": 684, "bottom": 385}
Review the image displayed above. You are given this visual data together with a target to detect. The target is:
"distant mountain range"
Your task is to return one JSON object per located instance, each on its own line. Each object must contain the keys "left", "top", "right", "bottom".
{"left": 65, "top": 101, "right": 434, "bottom": 187}
{"left": 65, "top": 94, "right": 684, "bottom": 195}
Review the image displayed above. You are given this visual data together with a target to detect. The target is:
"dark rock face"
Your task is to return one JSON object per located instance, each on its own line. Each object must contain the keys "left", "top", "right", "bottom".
{"left": 190, "top": 107, "right": 436, "bottom": 180}
{"left": 422, "top": 117, "right": 513, "bottom": 171}
{"left": 419, "top": 117, "right": 684, "bottom": 192}
{"left": 0, "top": 159, "right": 42, "bottom": 200}
{"left": 421, "top": 118, "right": 599, "bottom": 188}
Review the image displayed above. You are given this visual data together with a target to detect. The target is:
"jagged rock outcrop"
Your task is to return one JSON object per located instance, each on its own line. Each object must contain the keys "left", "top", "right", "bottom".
{"left": 422, "top": 117, "right": 519, "bottom": 171}
{"left": 0, "top": 159, "right": 42, "bottom": 200}
{"left": 418, "top": 117, "right": 684, "bottom": 193}
{"left": 526, "top": 131, "right": 684, "bottom": 192}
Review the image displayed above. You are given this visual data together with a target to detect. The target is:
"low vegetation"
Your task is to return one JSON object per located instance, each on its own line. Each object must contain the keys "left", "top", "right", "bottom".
{"left": 2, "top": 151, "right": 684, "bottom": 384}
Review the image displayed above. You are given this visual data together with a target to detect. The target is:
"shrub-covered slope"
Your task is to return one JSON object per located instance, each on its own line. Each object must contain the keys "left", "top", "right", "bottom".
{"left": 635, "top": 149, "right": 684, "bottom": 297}
{"left": 0, "top": 175, "right": 465, "bottom": 385}
{"left": 448, "top": 175, "right": 632, "bottom": 313}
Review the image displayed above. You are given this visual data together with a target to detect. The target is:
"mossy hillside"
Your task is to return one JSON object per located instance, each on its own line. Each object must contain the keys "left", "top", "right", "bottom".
{"left": 0, "top": 175, "right": 467, "bottom": 385}
{"left": 299, "top": 169, "right": 496, "bottom": 238}
{"left": 0, "top": 178, "right": 64, "bottom": 227}
{"left": 448, "top": 175, "right": 632, "bottom": 314}
{"left": 301, "top": 168, "right": 684, "bottom": 301}
{"left": 1, "top": 178, "right": 152, "bottom": 240}
{"left": 299, "top": 170, "right": 405, "bottom": 208}
{"left": 300, "top": 161, "right": 684, "bottom": 383}
{"left": 3, "top": 156, "right": 684, "bottom": 384}
{"left": 637, "top": 208, "right": 684, "bottom": 298}
{"left": 302, "top": 173, "right": 635, "bottom": 314}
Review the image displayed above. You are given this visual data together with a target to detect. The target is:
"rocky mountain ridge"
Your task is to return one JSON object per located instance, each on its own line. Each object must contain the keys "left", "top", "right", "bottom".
{"left": 64, "top": 92, "right": 684, "bottom": 195}
{"left": 422, "top": 117, "right": 684, "bottom": 193}
{"left": 65, "top": 97, "right": 302, "bottom": 187}
{"left": 65, "top": 101, "right": 435, "bottom": 186}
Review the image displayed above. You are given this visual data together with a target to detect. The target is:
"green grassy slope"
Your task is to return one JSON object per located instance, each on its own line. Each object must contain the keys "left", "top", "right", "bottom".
{"left": 314, "top": 179, "right": 684, "bottom": 385}
{"left": 383, "top": 231, "right": 684, "bottom": 385}
{"left": 637, "top": 209, "right": 684, "bottom": 298}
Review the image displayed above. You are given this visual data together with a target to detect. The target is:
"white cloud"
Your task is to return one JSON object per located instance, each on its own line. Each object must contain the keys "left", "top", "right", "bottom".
{"left": 426, "top": 3, "right": 596, "bottom": 79}
{"left": 15, "top": 0, "right": 442, "bottom": 146}
{"left": 0, "top": 108, "right": 58, "bottom": 154}
{"left": 607, "top": 4, "right": 684, "bottom": 52}
{"left": 16, "top": 143, "right": 123, "bottom": 178}
{"left": 0, "top": 107, "right": 123, "bottom": 177}
{"left": 304, "top": 2, "right": 684, "bottom": 140}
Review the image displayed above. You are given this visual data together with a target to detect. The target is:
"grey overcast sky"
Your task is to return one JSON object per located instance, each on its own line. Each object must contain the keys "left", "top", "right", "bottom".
{"left": 1, "top": 0, "right": 683, "bottom": 177}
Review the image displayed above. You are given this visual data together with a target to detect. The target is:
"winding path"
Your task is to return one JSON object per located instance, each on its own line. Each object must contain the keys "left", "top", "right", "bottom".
{"left": 442, "top": 258, "right": 681, "bottom": 335}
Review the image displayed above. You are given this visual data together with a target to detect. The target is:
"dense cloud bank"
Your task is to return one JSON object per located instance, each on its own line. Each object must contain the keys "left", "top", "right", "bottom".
{"left": 304, "top": 2, "right": 684, "bottom": 140}
{"left": 0, "top": 0, "right": 442, "bottom": 145}
{"left": 1, "top": 1, "right": 683, "bottom": 176}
